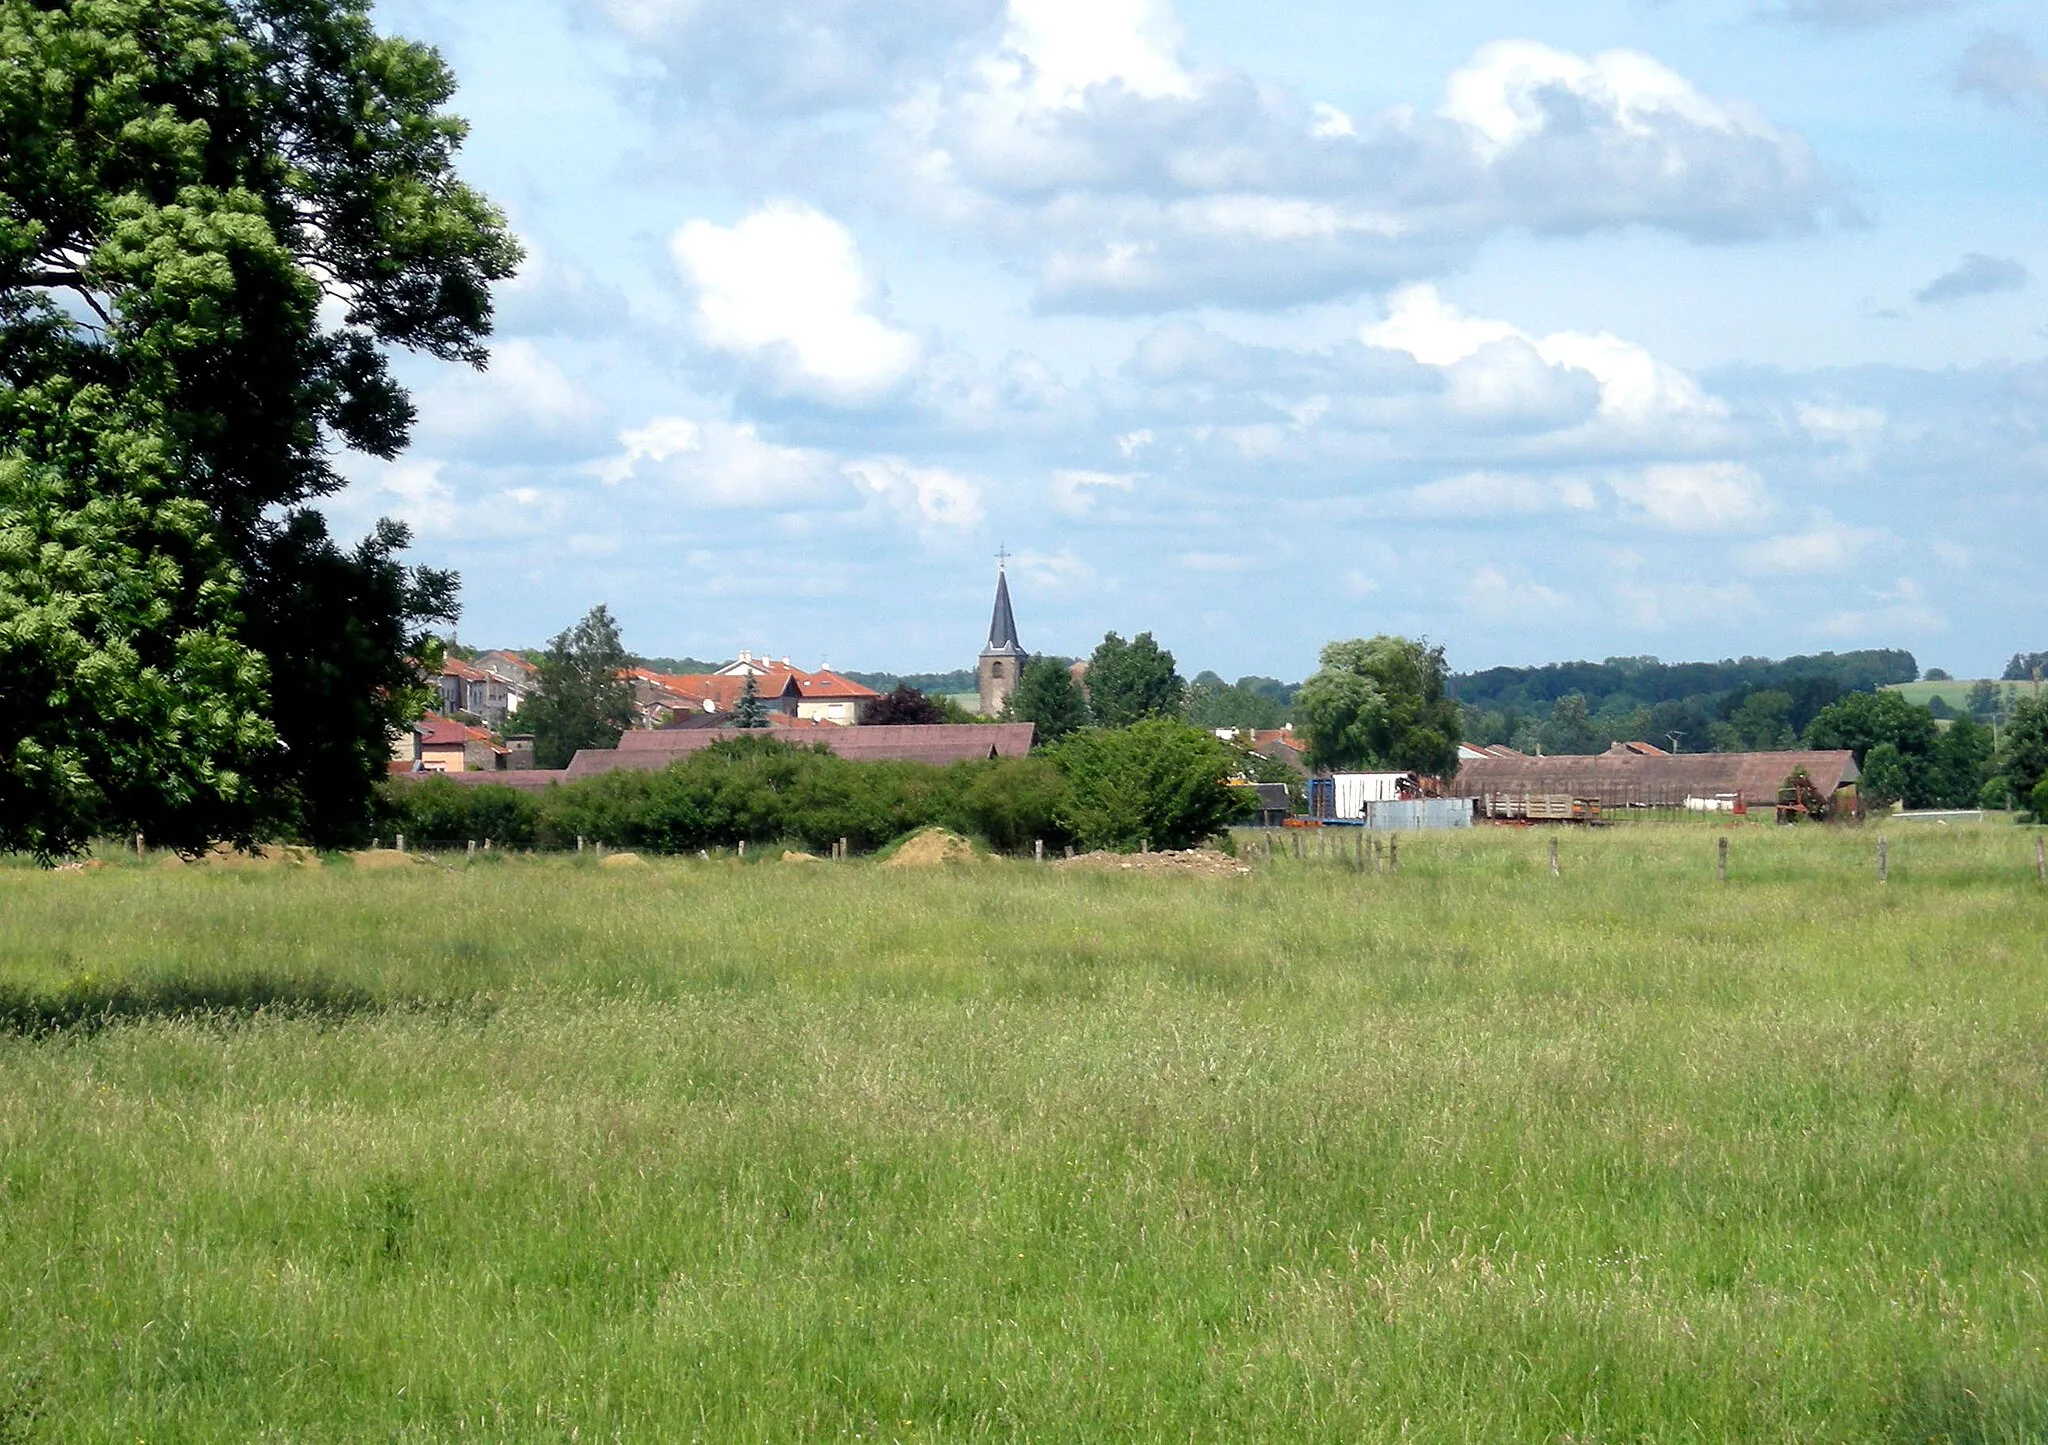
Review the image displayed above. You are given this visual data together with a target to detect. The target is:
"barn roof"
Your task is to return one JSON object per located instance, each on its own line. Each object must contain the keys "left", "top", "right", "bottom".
{"left": 569, "top": 723, "right": 1037, "bottom": 777}
{"left": 1447, "top": 748, "right": 1860, "bottom": 806}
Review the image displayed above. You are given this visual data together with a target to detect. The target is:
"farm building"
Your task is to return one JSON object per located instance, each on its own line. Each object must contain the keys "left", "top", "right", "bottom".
{"left": 1447, "top": 745, "right": 1860, "bottom": 816}
{"left": 564, "top": 723, "right": 1038, "bottom": 779}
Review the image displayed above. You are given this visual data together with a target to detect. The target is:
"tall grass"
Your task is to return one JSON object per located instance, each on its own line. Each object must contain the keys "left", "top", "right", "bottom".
{"left": 1, "top": 822, "right": 2044, "bottom": 1440}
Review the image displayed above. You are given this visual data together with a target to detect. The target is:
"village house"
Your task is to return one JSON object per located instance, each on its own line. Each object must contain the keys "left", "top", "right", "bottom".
{"left": 434, "top": 655, "right": 529, "bottom": 727}
{"left": 623, "top": 655, "right": 880, "bottom": 727}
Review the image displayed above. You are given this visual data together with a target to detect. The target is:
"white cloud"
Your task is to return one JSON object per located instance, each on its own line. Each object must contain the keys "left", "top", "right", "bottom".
{"left": 600, "top": 416, "right": 844, "bottom": 507}
{"left": 993, "top": 0, "right": 1193, "bottom": 107}
{"left": 671, "top": 204, "right": 921, "bottom": 404}
{"left": 1916, "top": 253, "right": 2028, "bottom": 306}
{"left": 1365, "top": 286, "right": 1725, "bottom": 436}
{"left": 1050, "top": 468, "right": 1137, "bottom": 516}
{"left": 414, "top": 340, "right": 606, "bottom": 455}
{"left": 1441, "top": 42, "right": 1745, "bottom": 164}
{"left": 1610, "top": 462, "right": 1773, "bottom": 532}
{"left": 1956, "top": 34, "right": 2048, "bottom": 118}
{"left": 1460, "top": 564, "right": 1569, "bottom": 620}
{"left": 1339, "top": 569, "right": 1379, "bottom": 598}
{"left": 1738, "top": 514, "right": 1885, "bottom": 574}
{"left": 1400, "top": 471, "right": 1600, "bottom": 519}
{"left": 1820, "top": 577, "right": 1948, "bottom": 638}
{"left": 1760, "top": 0, "right": 1950, "bottom": 28}
{"left": 845, "top": 456, "right": 986, "bottom": 529}
{"left": 1608, "top": 577, "right": 1762, "bottom": 631}
{"left": 1012, "top": 547, "right": 1096, "bottom": 591}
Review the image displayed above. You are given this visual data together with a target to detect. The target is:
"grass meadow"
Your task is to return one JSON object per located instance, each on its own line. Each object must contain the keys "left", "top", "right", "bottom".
{"left": 2, "top": 822, "right": 2045, "bottom": 1441}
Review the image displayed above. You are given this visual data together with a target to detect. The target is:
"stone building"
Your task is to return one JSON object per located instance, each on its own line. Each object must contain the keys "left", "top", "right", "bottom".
{"left": 977, "top": 566, "right": 1027, "bottom": 717}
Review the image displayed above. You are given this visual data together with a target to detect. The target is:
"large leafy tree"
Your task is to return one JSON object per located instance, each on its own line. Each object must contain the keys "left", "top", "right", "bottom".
{"left": 523, "top": 606, "right": 632, "bottom": 769}
{"left": 1085, "top": 631, "right": 1184, "bottom": 728}
{"left": 1296, "top": 635, "right": 1461, "bottom": 776}
{"left": 1003, "top": 654, "right": 1090, "bottom": 744}
{"left": 1048, "top": 717, "right": 1251, "bottom": 852}
{"left": 0, "top": 0, "right": 519, "bottom": 854}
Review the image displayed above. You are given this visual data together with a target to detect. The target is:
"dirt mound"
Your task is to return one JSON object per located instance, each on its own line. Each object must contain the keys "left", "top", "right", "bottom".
{"left": 600, "top": 852, "right": 646, "bottom": 868}
{"left": 1052, "top": 846, "right": 1250, "bottom": 878}
{"left": 53, "top": 859, "right": 108, "bottom": 873}
{"left": 346, "top": 849, "right": 430, "bottom": 870}
{"left": 192, "top": 843, "right": 319, "bottom": 869}
{"left": 780, "top": 850, "right": 820, "bottom": 864}
{"left": 882, "top": 828, "right": 982, "bottom": 868}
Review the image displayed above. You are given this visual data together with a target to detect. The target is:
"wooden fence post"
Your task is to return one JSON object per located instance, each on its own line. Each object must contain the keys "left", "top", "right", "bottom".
{"left": 1389, "top": 836, "right": 1398, "bottom": 874}
{"left": 467, "top": 840, "right": 476, "bottom": 860}
{"left": 1035, "top": 839, "right": 1045, "bottom": 863}
{"left": 1877, "top": 836, "right": 1888, "bottom": 884}
{"left": 396, "top": 833, "right": 406, "bottom": 854}
{"left": 1549, "top": 836, "right": 1560, "bottom": 878}
{"left": 576, "top": 835, "right": 584, "bottom": 854}
{"left": 838, "top": 836, "right": 849, "bottom": 861}
{"left": 2037, "top": 833, "right": 2045, "bottom": 885}
{"left": 1718, "top": 836, "right": 1728, "bottom": 884}
{"left": 737, "top": 840, "right": 745, "bottom": 860}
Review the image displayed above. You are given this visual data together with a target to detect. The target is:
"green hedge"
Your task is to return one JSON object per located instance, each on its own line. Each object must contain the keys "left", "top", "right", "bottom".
{"left": 381, "top": 727, "right": 1250, "bottom": 855}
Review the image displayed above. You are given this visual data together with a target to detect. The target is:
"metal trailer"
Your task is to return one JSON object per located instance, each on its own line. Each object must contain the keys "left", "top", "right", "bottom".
{"left": 1361, "top": 798, "right": 1473, "bottom": 830}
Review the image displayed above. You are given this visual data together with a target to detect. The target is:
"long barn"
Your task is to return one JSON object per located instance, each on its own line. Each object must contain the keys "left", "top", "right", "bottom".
{"left": 1447, "top": 747, "right": 1861, "bottom": 814}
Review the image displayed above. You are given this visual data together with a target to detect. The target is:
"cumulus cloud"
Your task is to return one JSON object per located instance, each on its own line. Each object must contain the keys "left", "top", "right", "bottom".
{"left": 844, "top": 456, "right": 986, "bottom": 529}
{"left": 1738, "top": 514, "right": 1885, "bottom": 573}
{"left": 1956, "top": 34, "right": 2048, "bottom": 116}
{"left": 1050, "top": 468, "right": 1137, "bottom": 516}
{"left": 413, "top": 340, "right": 609, "bottom": 459}
{"left": 599, "top": 416, "right": 843, "bottom": 507}
{"left": 1915, "top": 253, "right": 2029, "bottom": 306}
{"left": 1610, "top": 462, "right": 1774, "bottom": 532}
{"left": 1820, "top": 577, "right": 1947, "bottom": 638}
{"left": 1460, "top": 565, "right": 1569, "bottom": 620}
{"left": 671, "top": 204, "right": 921, "bottom": 405}
{"left": 1399, "top": 470, "right": 1600, "bottom": 519}
{"left": 1364, "top": 286, "right": 1726, "bottom": 441}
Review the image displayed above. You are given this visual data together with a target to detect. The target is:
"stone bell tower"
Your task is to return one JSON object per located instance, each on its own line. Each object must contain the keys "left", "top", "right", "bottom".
{"left": 977, "top": 563, "right": 1027, "bottom": 716}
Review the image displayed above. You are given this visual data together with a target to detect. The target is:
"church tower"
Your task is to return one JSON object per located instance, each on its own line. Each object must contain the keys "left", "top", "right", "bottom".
{"left": 977, "top": 565, "right": 1027, "bottom": 717}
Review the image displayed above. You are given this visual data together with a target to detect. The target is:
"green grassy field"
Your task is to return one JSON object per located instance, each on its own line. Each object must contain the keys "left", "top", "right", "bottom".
{"left": 3, "top": 823, "right": 2045, "bottom": 1441}
{"left": 1884, "top": 679, "right": 2034, "bottom": 712}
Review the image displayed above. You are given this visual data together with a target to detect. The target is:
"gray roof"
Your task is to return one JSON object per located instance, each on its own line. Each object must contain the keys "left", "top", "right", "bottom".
{"left": 981, "top": 568, "right": 1025, "bottom": 658}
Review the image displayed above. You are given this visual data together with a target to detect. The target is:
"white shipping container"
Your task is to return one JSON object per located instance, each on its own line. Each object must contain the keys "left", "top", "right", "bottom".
{"left": 1332, "top": 772, "right": 1409, "bottom": 820}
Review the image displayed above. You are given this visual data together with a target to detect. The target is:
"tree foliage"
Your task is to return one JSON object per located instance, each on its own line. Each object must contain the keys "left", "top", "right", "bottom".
{"left": 1003, "top": 654, "right": 1090, "bottom": 744}
{"left": 1047, "top": 718, "right": 1251, "bottom": 852}
{"left": 1995, "top": 695, "right": 2048, "bottom": 802}
{"left": 523, "top": 606, "right": 632, "bottom": 769}
{"left": 865, "top": 685, "right": 948, "bottom": 726}
{"left": 1185, "top": 672, "right": 1292, "bottom": 730}
{"left": 2002, "top": 652, "right": 2048, "bottom": 682}
{"left": 0, "top": 0, "right": 519, "bottom": 854}
{"left": 1085, "top": 632, "right": 1184, "bottom": 729}
{"left": 1296, "top": 636, "right": 1461, "bottom": 776}
{"left": 729, "top": 677, "right": 768, "bottom": 730}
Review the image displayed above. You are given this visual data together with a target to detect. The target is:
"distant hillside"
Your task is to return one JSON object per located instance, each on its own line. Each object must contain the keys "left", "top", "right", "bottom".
{"left": 1453, "top": 649, "right": 1919, "bottom": 755}
{"left": 630, "top": 656, "right": 726, "bottom": 676}
{"left": 843, "top": 669, "right": 978, "bottom": 695}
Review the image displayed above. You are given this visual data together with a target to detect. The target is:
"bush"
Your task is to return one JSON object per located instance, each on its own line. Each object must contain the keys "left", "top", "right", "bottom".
{"left": 2031, "top": 777, "right": 2048, "bottom": 825}
{"left": 1048, "top": 718, "right": 1253, "bottom": 852}
{"left": 939, "top": 757, "right": 1072, "bottom": 853}
{"left": 1980, "top": 776, "right": 2013, "bottom": 812}
{"left": 379, "top": 778, "right": 540, "bottom": 846}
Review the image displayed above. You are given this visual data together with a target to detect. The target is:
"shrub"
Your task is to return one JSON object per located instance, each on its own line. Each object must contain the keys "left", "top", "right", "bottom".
{"left": 380, "top": 778, "right": 539, "bottom": 845}
{"left": 2031, "top": 776, "right": 2048, "bottom": 826}
{"left": 939, "top": 757, "right": 1072, "bottom": 853}
{"left": 1048, "top": 718, "right": 1253, "bottom": 852}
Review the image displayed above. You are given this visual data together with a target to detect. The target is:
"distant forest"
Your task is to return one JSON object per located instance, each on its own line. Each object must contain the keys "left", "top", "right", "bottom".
{"left": 1450, "top": 649, "right": 1919, "bottom": 755}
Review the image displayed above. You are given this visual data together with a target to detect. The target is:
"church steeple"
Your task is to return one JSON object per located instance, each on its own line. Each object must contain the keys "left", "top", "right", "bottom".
{"left": 985, "top": 567, "right": 1021, "bottom": 654}
{"left": 977, "top": 561, "right": 1027, "bottom": 716}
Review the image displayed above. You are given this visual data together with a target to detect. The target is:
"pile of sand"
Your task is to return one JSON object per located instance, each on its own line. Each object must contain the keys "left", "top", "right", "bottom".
{"left": 599, "top": 852, "right": 647, "bottom": 869}
{"left": 52, "top": 859, "right": 108, "bottom": 873}
{"left": 882, "top": 828, "right": 982, "bottom": 868}
{"left": 1052, "top": 846, "right": 1250, "bottom": 878}
{"left": 344, "top": 849, "right": 431, "bottom": 870}
{"left": 780, "top": 850, "right": 820, "bottom": 864}
{"left": 171, "top": 843, "right": 320, "bottom": 870}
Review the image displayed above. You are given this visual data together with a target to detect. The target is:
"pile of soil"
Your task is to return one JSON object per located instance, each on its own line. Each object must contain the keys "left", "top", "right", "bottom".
{"left": 345, "top": 849, "right": 432, "bottom": 870}
{"left": 1052, "top": 846, "right": 1251, "bottom": 878}
{"left": 882, "top": 828, "right": 982, "bottom": 868}
{"left": 599, "top": 852, "right": 647, "bottom": 869}
{"left": 53, "top": 859, "right": 108, "bottom": 873}
{"left": 780, "top": 850, "right": 820, "bottom": 864}
{"left": 171, "top": 843, "right": 320, "bottom": 870}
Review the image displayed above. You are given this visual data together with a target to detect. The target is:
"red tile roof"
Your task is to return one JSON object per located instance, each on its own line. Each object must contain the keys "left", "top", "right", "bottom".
{"left": 576, "top": 723, "right": 1036, "bottom": 777}
{"left": 440, "top": 656, "right": 488, "bottom": 682}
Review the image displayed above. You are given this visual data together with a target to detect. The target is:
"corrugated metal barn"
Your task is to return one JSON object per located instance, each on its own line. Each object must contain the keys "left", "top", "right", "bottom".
{"left": 1447, "top": 749, "right": 1860, "bottom": 811}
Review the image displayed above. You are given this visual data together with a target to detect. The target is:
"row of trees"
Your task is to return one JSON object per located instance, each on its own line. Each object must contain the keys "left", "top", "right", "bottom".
{"left": 1804, "top": 690, "right": 2048, "bottom": 813}
{"left": 387, "top": 724, "right": 1255, "bottom": 855}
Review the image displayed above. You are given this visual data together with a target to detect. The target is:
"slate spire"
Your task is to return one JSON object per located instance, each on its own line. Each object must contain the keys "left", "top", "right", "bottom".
{"left": 984, "top": 566, "right": 1022, "bottom": 656}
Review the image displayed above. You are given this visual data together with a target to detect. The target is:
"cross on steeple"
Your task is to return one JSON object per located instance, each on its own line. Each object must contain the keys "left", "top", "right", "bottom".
{"left": 995, "top": 545, "right": 1010, "bottom": 569}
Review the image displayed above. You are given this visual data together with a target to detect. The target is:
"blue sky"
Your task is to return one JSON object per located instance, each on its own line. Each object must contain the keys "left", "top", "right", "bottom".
{"left": 333, "top": 0, "right": 2048, "bottom": 679}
